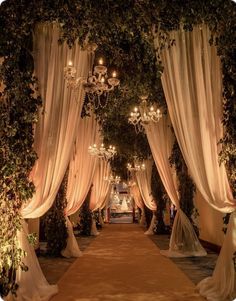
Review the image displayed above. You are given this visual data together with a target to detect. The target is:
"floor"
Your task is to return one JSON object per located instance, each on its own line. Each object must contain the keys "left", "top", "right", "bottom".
{"left": 38, "top": 224, "right": 217, "bottom": 301}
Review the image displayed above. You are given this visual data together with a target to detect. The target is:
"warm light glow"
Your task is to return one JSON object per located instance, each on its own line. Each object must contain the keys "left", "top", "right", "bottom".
{"left": 112, "top": 71, "right": 117, "bottom": 78}
{"left": 101, "top": 77, "right": 105, "bottom": 83}
{"left": 68, "top": 60, "right": 73, "bottom": 66}
{"left": 134, "top": 107, "right": 138, "bottom": 112}
{"left": 150, "top": 106, "right": 154, "bottom": 111}
{"left": 93, "top": 144, "right": 97, "bottom": 147}
{"left": 157, "top": 109, "right": 160, "bottom": 114}
{"left": 130, "top": 112, "right": 134, "bottom": 117}
{"left": 98, "top": 58, "right": 103, "bottom": 65}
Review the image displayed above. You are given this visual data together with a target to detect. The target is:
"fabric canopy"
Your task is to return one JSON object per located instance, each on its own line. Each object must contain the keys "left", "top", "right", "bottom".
{"left": 17, "top": 22, "right": 93, "bottom": 301}
{"left": 158, "top": 24, "right": 236, "bottom": 301}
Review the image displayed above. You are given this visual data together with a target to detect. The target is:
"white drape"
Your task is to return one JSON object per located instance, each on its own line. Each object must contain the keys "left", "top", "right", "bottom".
{"left": 16, "top": 23, "right": 92, "bottom": 301}
{"left": 130, "top": 184, "right": 146, "bottom": 226}
{"left": 135, "top": 160, "right": 156, "bottom": 211}
{"left": 159, "top": 24, "right": 235, "bottom": 301}
{"left": 135, "top": 160, "right": 157, "bottom": 234}
{"left": 145, "top": 116, "right": 206, "bottom": 256}
{"left": 130, "top": 183, "right": 144, "bottom": 209}
{"left": 12, "top": 221, "right": 57, "bottom": 301}
{"left": 61, "top": 115, "right": 99, "bottom": 257}
{"left": 90, "top": 160, "right": 111, "bottom": 211}
{"left": 90, "top": 159, "right": 111, "bottom": 235}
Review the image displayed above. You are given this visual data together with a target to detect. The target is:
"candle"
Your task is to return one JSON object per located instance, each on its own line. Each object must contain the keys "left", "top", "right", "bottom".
{"left": 98, "top": 58, "right": 103, "bottom": 65}
{"left": 112, "top": 71, "right": 117, "bottom": 78}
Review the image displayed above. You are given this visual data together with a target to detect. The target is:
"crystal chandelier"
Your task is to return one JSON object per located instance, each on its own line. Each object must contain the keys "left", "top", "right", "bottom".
{"left": 64, "top": 58, "right": 120, "bottom": 109}
{"left": 127, "top": 157, "right": 146, "bottom": 172}
{"left": 128, "top": 95, "right": 162, "bottom": 132}
{"left": 104, "top": 175, "right": 121, "bottom": 185}
{"left": 88, "top": 143, "right": 116, "bottom": 160}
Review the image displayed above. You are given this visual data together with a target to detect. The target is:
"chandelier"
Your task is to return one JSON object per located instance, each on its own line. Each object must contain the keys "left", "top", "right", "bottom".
{"left": 64, "top": 58, "right": 120, "bottom": 109}
{"left": 128, "top": 95, "right": 162, "bottom": 132}
{"left": 88, "top": 143, "right": 116, "bottom": 160}
{"left": 127, "top": 157, "right": 146, "bottom": 172}
{"left": 104, "top": 175, "right": 121, "bottom": 185}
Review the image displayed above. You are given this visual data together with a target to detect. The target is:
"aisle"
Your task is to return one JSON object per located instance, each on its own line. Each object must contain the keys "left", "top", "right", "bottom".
{"left": 51, "top": 224, "right": 205, "bottom": 301}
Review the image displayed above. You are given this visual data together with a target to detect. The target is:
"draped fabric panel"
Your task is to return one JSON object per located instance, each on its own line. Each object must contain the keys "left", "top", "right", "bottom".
{"left": 66, "top": 115, "right": 100, "bottom": 215}
{"left": 23, "top": 23, "right": 92, "bottom": 218}
{"left": 90, "top": 159, "right": 111, "bottom": 236}
{"left": 130, "top": 184, "right": 146, "bottom": 226}
{"left": 90, "top": 159, "right": 111, "bottom": 212}
{"left": 158, "top": 24, "right": 235, "bottom": 301}
{"left": 130, "top": 183, "right": 144, "bottom": 209}
{"left": 145, "top": 116, "right": 206, "bottom": 256}
{"left": 15, "top": 221, "right": 57, "bottom": 301}
{"left": 62, "top": 115, "right": 99, "bottom": 257}
{"left": 135, "top": 160, "right": 156, "bottom": 234}
{"left": 135, "top": 160, "right": 156, "bottom": 211}
{"left": 16, "top": 23, "right": 93, "bottom": 300}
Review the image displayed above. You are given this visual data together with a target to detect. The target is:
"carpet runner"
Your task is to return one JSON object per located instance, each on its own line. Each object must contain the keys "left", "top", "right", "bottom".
{"left": 50, "top": 224, "right": 205, "bottom": 301}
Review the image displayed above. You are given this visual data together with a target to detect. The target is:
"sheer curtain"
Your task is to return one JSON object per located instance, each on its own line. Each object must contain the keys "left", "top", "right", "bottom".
{"left": 158, "top": 24, "right": 235, "bottom": 301}
{"left": 15, "top": 23, "right": 93, "bottom": 301}
{"left": 61, "top": 115, "right": 99, "bottom": 258}
{"left": 135, "top": 160, "right": 157, "bottom": 234}
{"left": 90, "top": 159, "right": 111, "bottom": 235}
{"left": 145, "top": 116, "right": 206, "bottom": 256}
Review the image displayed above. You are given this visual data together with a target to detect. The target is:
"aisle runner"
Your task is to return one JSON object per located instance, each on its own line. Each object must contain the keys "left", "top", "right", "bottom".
{"left": 50, "top": 224, "right": 205, "bottom": 301}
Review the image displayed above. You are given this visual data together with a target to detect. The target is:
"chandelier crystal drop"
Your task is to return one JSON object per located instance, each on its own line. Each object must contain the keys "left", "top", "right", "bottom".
{"left": 127, "top": 156, "right": 146, "bottom": 172}
{"left": 64, "top": 58, "right": 120, "bottom": 109}
{"left": 128, "top": 95, "right": 162, "bottom": 132}
{"left": 88, "top": 143, "right": 117, "bottom": 160}
{"left": 104, "top": 175, "right": 121, "bottom": 184}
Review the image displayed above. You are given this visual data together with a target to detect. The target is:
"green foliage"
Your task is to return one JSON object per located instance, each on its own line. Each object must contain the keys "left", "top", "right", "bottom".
{"left": 42, "top": 173, "right": 68, "bottom": 257}
{"left": 80, "top": 187, "right": 92, "bottom": 236}
{"left": 169, "top": 138, "right": 198, "bottom": 235}
{"left": 0, "top": 1, "right": 41, "bottom": 296}
{"left": 151, "top": 163, "right": 169, "bottom": 234}
{"left": 27, "top": 232, "right": 38, "bottom": 247}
